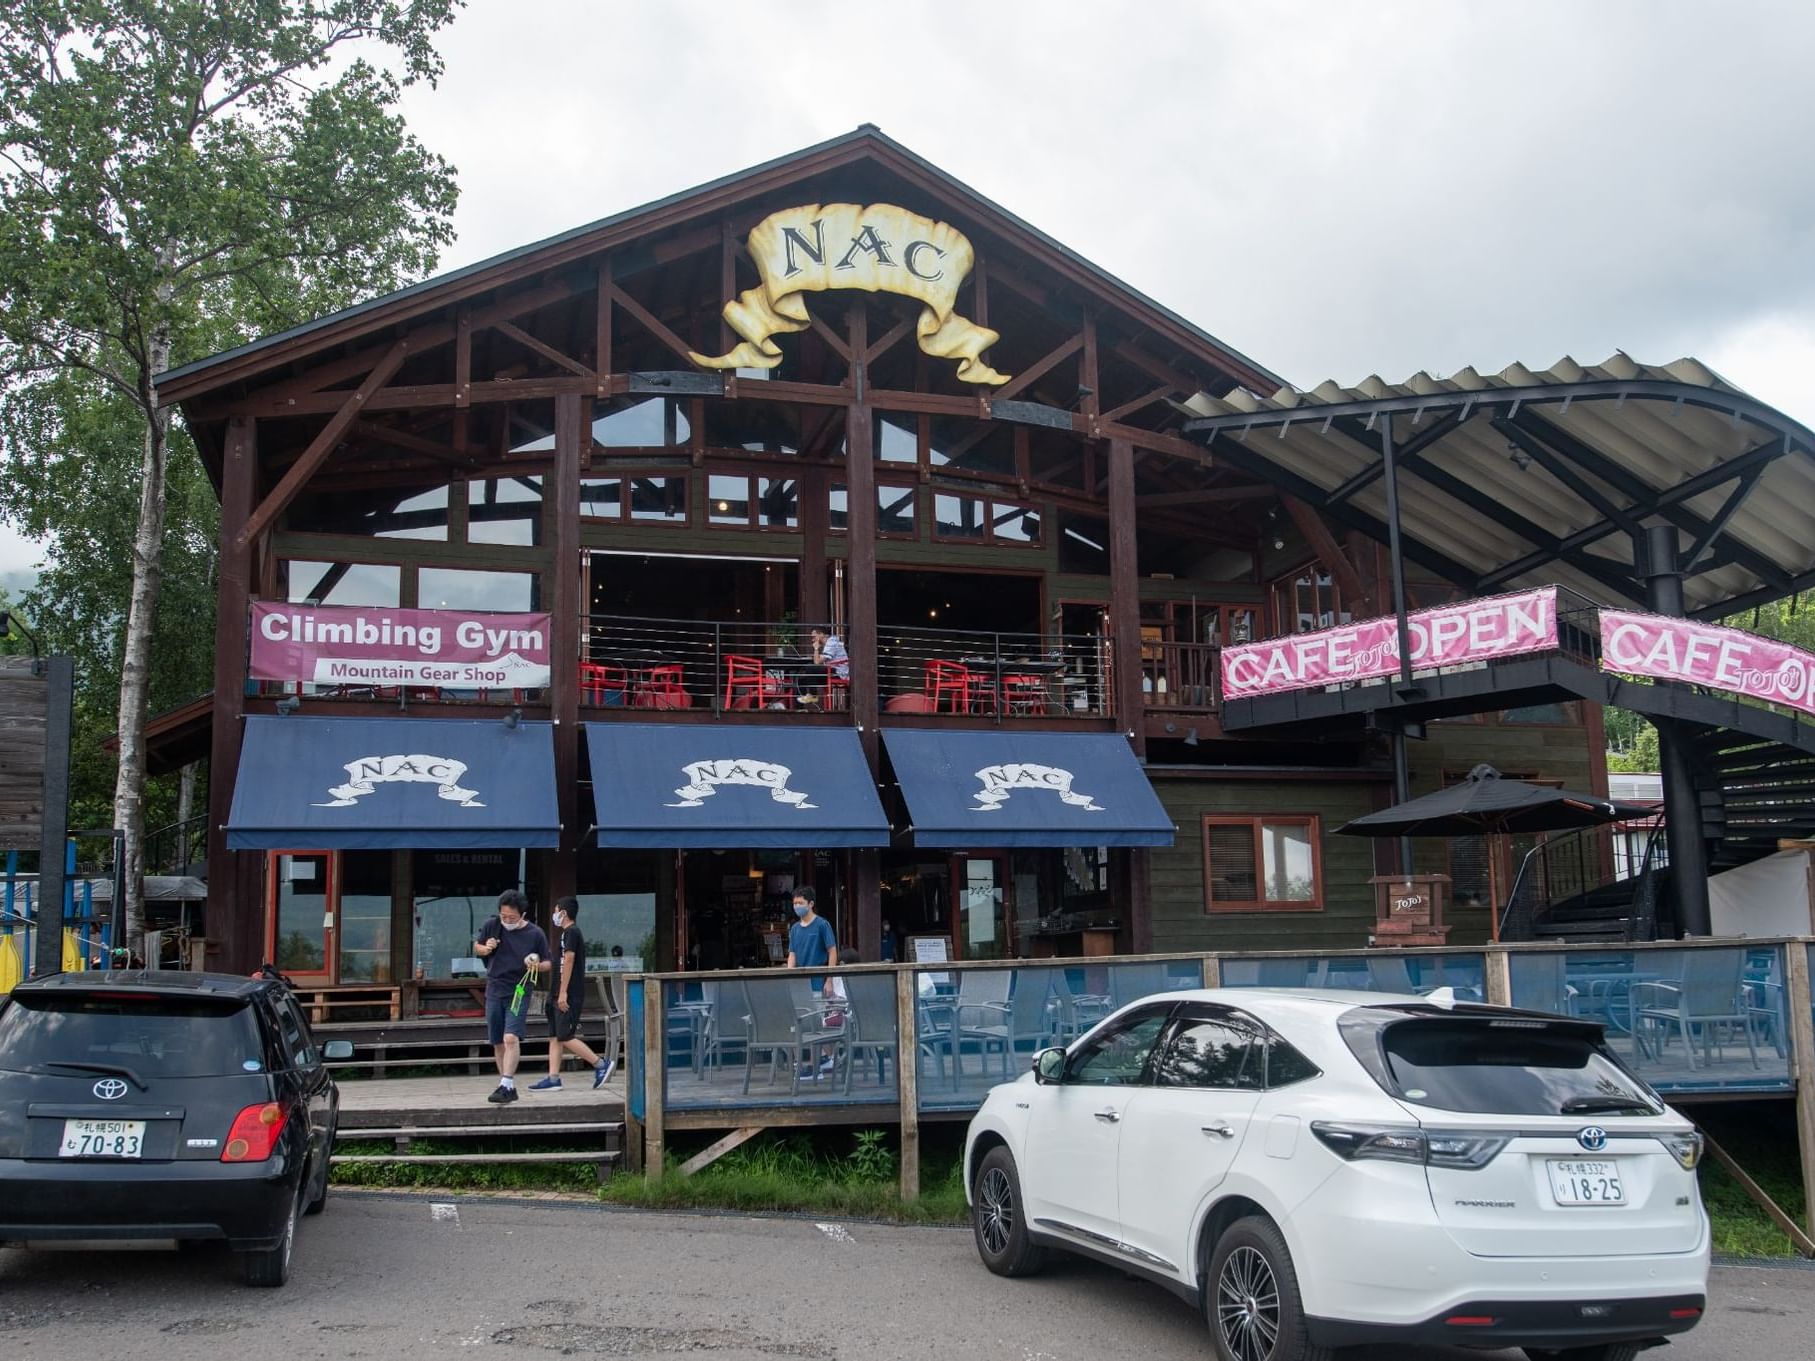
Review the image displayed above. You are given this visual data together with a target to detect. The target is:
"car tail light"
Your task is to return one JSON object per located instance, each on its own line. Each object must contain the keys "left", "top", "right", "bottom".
{"left": 1445, "top": 1315, "right": 1498, "bottom": 1328}
{"left": 1669, "top": 1307, "right": 1702, "bottom": 1320}
{"left": 221, "top": 1102, "right": 289, "bottom": 1162}
{"left": 1660, "top": 1132, "right": 1703, "bottom": 1170}
{"left": 1311, "top": 1122, "right": 1508, "bottom": 1169}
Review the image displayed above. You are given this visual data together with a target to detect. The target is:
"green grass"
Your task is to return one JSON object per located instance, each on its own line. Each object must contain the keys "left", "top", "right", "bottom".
{"left": 1692, "top": 1104, "right": 1807, "bottom": 1259}
{"left": 330, "top": 1137, "right": 604, "bottom": 1194}
{"left": 599, "top": 1129, "right": 970, "bottom": 1224}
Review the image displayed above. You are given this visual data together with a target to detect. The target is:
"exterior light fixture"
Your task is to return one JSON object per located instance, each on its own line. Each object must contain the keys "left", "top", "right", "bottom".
{"left": 504, "top": 707, "right": 522, "bottom": 730}
{"left": 274, "top": 695, "right": 301, "bottom": 716}
{"left": 1507, "top": 443, "right": 1532, "bottom": 471}
{"left": 1273, "top": 536, "right": 1286, "bottom": 550}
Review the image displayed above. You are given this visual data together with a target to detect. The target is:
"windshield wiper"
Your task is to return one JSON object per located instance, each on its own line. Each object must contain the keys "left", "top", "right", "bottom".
{"left": 1561, "top": 1095, "right": 1656, "bottom": 1115}
{"left": 41, "top": 1061, "right": 149, "bottom": 1091}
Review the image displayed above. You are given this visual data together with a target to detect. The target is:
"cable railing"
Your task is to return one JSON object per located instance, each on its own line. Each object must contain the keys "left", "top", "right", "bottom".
{"left": 873, "top": 624, "right": 1110, "bottom": 719}
{"left": 583, "top": 615, "right": 844, "bottom": 714}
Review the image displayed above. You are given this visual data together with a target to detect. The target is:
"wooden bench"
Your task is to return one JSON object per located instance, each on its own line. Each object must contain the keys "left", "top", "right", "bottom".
{"left": 293, "top": 984, "right": 401, "bottom": 1024}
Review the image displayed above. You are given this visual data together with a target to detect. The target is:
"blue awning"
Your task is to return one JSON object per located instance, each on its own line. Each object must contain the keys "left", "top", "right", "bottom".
{"left": 227, "top": 716, "right": 561, "bottom": 850}
{"left": 881, "top": 729, "right": 1175, "bottom": 847}
{"left": 584, "top": 723, "right": 890, "bottom": 848}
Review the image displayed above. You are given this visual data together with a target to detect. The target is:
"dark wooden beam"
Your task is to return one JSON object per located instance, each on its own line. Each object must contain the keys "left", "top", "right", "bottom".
{"left": 205, "top": 415, "right": 256, "bottom": 970}
{"left": 864, "top": 312, "right": 916, "bottom": 367}
{"left": 1136, "top": 483, "right": 1277, "bottom": 508}
{"left": 1101, "top": 384, "right": 1174, "bottom": 425}
{"left": 548, "top": 393, "right": 584, "bottom": 904}
{"left": 991, "top": 332, "right": 1083, "bottom": 404}
{"left": 236, "top": 339, "right": 410, "bottom": 550}
{"left": 1282, "top": 495, "right": 1366, "bottom": 606}
{"left": 807, "top": 311, "right": 853, "bottom": 364}
{"left": 494, "top": 318, "right": 595, "bottom": 380}
{"left": 603, "top": 281, "right": 699, "bottom": 366}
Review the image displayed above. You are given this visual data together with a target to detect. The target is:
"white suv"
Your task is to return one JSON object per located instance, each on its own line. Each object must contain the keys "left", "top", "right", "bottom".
{"left": 964, "top": 989, "right": 1708, "bottom": 1361}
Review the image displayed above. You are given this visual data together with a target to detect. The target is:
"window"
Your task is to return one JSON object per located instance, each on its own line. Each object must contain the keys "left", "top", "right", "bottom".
{"left": 0, "top": 994, "right": 263, "bottom": 1079}
{"left": 876, "top": 412, "right": 918, "bottom": 464}
{"left": 1270, "top": 564, "right": 1348, "bottom": 634}
{"left": 1057, "top": 513, "right": 1109, "bottom": 575}
{"left": 757, "top": 478, "right": 799, "bottom": 529}
{"left": 1203, "top": 815, "right": 1322, "bottom": 912}
{"left": 580, "top": 478, "right": 622, "bottom": 519}
{"left": 1153, "top": 1010, "right": 1266, "bottom": 1089}
{"left": 828, "top": 483, "right": 848, "bottom": 533}
{"left": 1065, "top": 1008, "right": 1171, "bottom": 1085}
{"left": 993, "top": 503, "right": 1041, "bottom": 545}
{"left": 594, "top": 396, "right": 689, "bottom": 448}
{"left": 709, "top": 474, "right": 752, "bottom": 526}
{"left": 1266, "top": 1037, "right": 1322, "bottom": 1088}
{"left": 878, "top": 483, "right": 916, "bottom": 537}
{"left": 628, "top": 475, "right": 688, "bottom": 522}
{"left": 418, "top": 567, "right": 537, "bottom": 612}
{"left": 934, "top": 493, "right": 987, "bottom": 540}
{"left": 283, "top": 560, "right": 400, "bottom": 607}
{"left": 467, "top": 476, "right": 543, "bottom": 546}
{"left": 376, "top": 485, "right": 450, "bottom": 541}
{"left": 275, "top": 996, "right": 317, "bottom": 1068}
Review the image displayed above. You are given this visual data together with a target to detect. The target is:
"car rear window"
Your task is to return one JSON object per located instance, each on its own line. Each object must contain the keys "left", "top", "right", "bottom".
{"left": 0, "top": 994, "right": 265, "bottom": 1079}
{"left": 1357, "top": 1016, "right": 1659, "bottom": 1116}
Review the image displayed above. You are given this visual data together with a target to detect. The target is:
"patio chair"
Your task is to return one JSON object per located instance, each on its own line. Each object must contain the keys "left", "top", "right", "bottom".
{"left": 1510, "top": 952, "right": 1573, "bottom": 1017}
{"left": 1108, "top": 963, "right": 1179, "bottom": 1009}
{"left": 724, "top": 654, "right": 788, "bottom": 710}
{"left": 924, "top": 659, "right": 978, "bottom": 713}
{"left": 740, "top": 979, "right": 846, "bottom": 1096}
{"left": 1742, "top": 952, "right": 1788, "bottom": 1060}
{"left": 956, "top": 971, "right": 1064, "bottom": 1080}
{"left": 697, "top": 979, "right": 751, "bottom": 1074}
{"left": 1252, "top": 959, "right": 1314, "bottom": 987}
{"left": 919, "top": 969, "right": 1012, "bottom": 1085}
{"left": 1631, "top": 950, "right": 1759, "bottom": 1071}
{"left": 841, "top": 972, "right": 900, "bottom": 1093}
{"left": 1364, "top": 957, "right": 1419, "bottom": 995}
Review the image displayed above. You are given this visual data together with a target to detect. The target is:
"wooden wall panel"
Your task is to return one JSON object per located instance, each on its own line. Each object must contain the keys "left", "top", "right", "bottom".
{"left": 0, "top": 657, "right": 47, "bottom": 850}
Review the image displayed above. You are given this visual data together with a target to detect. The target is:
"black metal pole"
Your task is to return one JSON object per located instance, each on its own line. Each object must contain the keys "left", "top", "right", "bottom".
{"left": 1380, "top": 421, "right": 1417, "bottom": 876}
{"left": 33, "top": 656, "right": 73, "bottom": 977}
{"left": 1643, "top": 524, "right": 1713, "bottom": 937}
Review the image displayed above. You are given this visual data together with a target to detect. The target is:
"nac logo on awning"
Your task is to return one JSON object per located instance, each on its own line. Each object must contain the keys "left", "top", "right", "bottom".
{"left": 312, "top": 754, "right": 485, "bottom": 808}
{"left": 971, "top": 763, "right": 1103, "bottom": 813}
{"left": 667, "top": 758, "right": 815, "bottom": 810}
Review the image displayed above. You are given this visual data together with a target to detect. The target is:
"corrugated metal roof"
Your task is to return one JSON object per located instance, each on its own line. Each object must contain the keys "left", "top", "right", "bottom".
{"left": 1182, "top": 353, "right": 1815, "bottom": 616}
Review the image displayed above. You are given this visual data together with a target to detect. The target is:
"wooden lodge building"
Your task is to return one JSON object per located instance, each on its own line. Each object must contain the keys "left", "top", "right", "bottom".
{"left": 150, "top": 128, "right": 1815, "bottom": 989}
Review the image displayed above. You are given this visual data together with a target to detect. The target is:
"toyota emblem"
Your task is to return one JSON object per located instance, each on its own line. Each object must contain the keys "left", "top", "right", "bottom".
{"left": 1576, "top": 1125, "right": 1608, "bottom": 1152}
{"left": 92, "top": 1078, "right": 128, "bottom": 1101}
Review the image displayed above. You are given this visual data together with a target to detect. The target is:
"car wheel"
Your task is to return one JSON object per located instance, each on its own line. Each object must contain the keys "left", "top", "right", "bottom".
{"left": 971, "top": 1146, "right": 1045, "bottom": 1278}
{"left": 1207, "top": 1216, "right": 1330, "bottom": 1361}
{"left": 1525, "top": 1347, "right": 1642, "bottom": 1361}
{"left": 239, "top": 1179, "right": 301, "bottom": 1287}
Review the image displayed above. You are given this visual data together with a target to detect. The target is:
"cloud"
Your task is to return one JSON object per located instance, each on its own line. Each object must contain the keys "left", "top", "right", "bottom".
{"left": 380, "top": 0, "right": 1815, "bottom": 425}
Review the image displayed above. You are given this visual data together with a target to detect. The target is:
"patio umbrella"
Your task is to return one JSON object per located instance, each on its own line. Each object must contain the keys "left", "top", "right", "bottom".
{"left": 1336, "top": 764, "right": 1651, "bottom": 838}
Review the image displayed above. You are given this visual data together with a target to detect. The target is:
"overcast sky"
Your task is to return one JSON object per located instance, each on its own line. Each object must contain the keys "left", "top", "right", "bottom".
{"left": 5, "top": 0, "right": 1813, "bottom": 583}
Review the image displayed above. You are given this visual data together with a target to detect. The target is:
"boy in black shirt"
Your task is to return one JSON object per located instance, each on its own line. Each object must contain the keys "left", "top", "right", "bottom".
{"left": 528, "top": 896, "right": 615, "bottom": 1090}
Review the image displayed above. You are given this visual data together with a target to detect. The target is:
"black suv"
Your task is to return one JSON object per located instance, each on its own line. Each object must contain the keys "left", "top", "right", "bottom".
{"left": 0, "top": 970, "right": 348, "bottom": 1286}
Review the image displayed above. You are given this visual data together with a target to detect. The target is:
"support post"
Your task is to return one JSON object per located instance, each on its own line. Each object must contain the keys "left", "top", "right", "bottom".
{"left": 895, "top": 963, "right": 920, "bottom": 1201}
{"left": 1643, "top": 524, "right": 1713, "bottom": 937}
{"left": 846, "top": 304, "right": 882, "bottom": 964}
{"left": 1483, "top": 946, "right": 1512, "bottom": 1006}
{"left": 32, "top": 656, "right": 73, "bottom": 977}
{"left": 1106, "top": 439, "right": 1154, "bottom": 951}
{"left": 1786, "top": 942, "right": 1815, "bottom": 1246}
{"left": 549, "top": 395, "right": 584, "bottom": 906}
{"left": 643, "top": 975, "right": 666, "bottom": 1179}
{"left": 1379, "top": 418, "right": 1417, "bottom": 878}
{"left": 206, "top": 415, "right": 257, "bottom": 971}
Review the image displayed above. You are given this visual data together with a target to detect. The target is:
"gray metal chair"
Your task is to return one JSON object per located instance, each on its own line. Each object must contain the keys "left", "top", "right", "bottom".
{"left": 1631, "top": 950, "right": 1759, "bottom": 1071}
{"left": 740, "top": 978, "right": 846, "bottom": 1096}
{"left": 841, "top": 972, "right": 900, "bottom": 1093}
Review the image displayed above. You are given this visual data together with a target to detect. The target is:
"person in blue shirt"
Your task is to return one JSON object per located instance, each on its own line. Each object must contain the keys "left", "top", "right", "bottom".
{"left": 785, "top": 887, "right": 839, "bottom": 1080}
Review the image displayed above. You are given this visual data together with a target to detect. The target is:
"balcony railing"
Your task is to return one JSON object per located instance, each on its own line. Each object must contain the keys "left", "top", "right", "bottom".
{"left": 581, "top": 616, "right": 1114, "bottom": 719}
{"left": 1141, "top": 641, "right": 1220, "bottom": 715}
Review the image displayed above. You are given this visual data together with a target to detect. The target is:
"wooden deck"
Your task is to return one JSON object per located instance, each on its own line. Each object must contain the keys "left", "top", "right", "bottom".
{"left": 337, "top": 1072, "right": 626, "bottom": 1133}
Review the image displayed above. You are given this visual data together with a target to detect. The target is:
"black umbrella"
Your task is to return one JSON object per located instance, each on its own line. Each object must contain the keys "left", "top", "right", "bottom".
{"left": 1336, "top": 764, "right": 1652, "bottom": 838}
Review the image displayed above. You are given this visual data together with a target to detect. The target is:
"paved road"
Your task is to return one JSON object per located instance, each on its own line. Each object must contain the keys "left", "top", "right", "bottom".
{"left": 1, "top": 1192, "right": 1808, "bottom": 1359}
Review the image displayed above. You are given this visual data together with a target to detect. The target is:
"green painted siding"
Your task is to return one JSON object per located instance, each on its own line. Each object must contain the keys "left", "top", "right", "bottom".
{"left": 1148, "top": 776, "right": 1386, "bottom": 953}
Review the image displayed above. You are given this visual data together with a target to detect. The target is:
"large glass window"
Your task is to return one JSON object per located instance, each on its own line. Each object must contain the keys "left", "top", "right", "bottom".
{"left": 283, "top": 560, "right": 401, "bottom": 607}
{"left": 412, "top": 850, "right": 520, "bottom": 980}
{"left": 704, "top": 400, "right": 798, "bottom": 454}
{"left": 629, "top": 475, "right": 688, "bottom": 522}
{"left": 757, "top": 477, "right": 799, "bottom": 529}
{"left": 467, "top": 476, "right": 544, "bottom": 546}
{"left": 580, "top": 478, "right": 622, "bottom": 519}
{"left": 418, "top": 567, "right": 537, "bottom": 612}
{"left": 934, "top": 493, "right": 987, "bottom": 541}
{"left": 1203, "top": 815, "right": 1322, "bottom": 912}
{"left": 337, "top": 851, "right": 394, "bottom": 983}
{"left": 876, "top": 412, "right": 918, "bottom": 464}
{"left": 993, "top": 502, "right": 1041, "bottom": 545}
{"left": 828, "top": 483, "right": 848, "bottom": 533}
{"left": 288, "top": 482, "right": 449, "bottom": 540}
{"left": 594, "top": 397, "right": 689, "bottom": 448}
{"left": 930, "top": 418, "right": 1014, "bottom": 478}
{"left": 376, "top": 485, "right": 450, "bottom": 541}
{"left": 575, "top": 847, "right": 661, "bottom": 970}
{"left": 1271, "top": 564, "right": 1349, "bottom": 634}
{"left": 709, "top": 474, "right": 753, "bottom": 526}
{"left": 270, "top": 852, "right": 330, "bottom": 975}
{"left": 878, "top": 484, "right": 916, "bottom": 537}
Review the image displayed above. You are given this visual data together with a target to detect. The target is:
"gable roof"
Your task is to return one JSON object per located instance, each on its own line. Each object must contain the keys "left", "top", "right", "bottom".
{"left": 157, "top": 126, "right": 1283, "bottom": 403}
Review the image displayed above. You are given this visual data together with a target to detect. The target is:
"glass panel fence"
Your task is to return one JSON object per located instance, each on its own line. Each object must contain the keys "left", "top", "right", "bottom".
{"left": 1508, "top": 946, "right": 1791, "bottom": 1095}
{"left": 1220, "top": 952, "right": 1486, "bottom": 1000}
{"left": 911, "top": 960, "right": 1202, "bottom": 1112}
{"left": 661, "top": 973, "right": 899, "bottom": 1111}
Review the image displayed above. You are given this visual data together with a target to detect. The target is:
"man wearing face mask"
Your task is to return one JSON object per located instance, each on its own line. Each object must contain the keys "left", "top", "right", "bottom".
{"left": 785, "top": 887, "right": 839, "bottom": 1079}
{"left": 529, "top": 896, "right": 614, "bottom": 1091}
{"left": 473, "top": 888, "right": 551, "bottom": 1104}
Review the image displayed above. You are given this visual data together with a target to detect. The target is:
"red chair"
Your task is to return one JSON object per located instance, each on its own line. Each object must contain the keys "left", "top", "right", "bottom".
{"left": 579, "top": 663, "right": 628, "bottom": 707}
{"left": 823, "top": 669, "right": 851, "bottom": 712}
{"left": 999, "top": 674, "right": 1049, "bottom": 716}
{"left": 924, "top": 659, "right": 976, "bottom": 713}
{"left": 636, "top": 664, "right": 690, "bottom": 709}
{"left": 724, "top": 655, "right": 787, "bottom": 710}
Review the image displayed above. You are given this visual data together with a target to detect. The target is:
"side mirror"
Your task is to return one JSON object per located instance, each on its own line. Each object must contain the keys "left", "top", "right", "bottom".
{"left": 322, "top": 1039, "right": 355, "bottom": 1062}
{"left": 1033, "top": 1047, "right": 1067, "bottom": 1085}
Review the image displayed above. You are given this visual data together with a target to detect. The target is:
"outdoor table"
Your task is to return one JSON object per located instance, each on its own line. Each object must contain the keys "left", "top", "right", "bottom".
{"left": 957, "top": 655, "right": 1065, "bottom": 713}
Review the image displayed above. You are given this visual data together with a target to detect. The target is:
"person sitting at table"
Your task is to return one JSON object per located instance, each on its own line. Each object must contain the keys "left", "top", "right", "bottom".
{"left": 798, "top": 626, "right": 849, "bottom": 706}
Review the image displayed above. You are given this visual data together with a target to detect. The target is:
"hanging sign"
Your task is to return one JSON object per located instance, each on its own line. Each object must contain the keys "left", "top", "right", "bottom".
{"left": 1220, "top": 587, "right": 1559, "bottom": 700}
{"left": 1600, "top": 610, "right": 1815, "bottom": 719}
{"left": 249, "top": 604, "right": 552, "bottom": 689}
{"left": 689, "top": 203, "right": 1011, "bottom": 385}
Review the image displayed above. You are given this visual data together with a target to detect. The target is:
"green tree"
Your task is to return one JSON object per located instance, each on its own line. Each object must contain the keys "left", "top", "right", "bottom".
{"left": 0, "top": 1, "right": 460, "bottom": 943}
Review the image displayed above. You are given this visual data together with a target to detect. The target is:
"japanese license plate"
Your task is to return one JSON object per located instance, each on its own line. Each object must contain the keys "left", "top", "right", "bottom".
{"left": 1548, "top": 1158, "right": 1624, "bottom": 1205}
{"left": 59, "top": 1119, "right": 146, "bottom": 1159}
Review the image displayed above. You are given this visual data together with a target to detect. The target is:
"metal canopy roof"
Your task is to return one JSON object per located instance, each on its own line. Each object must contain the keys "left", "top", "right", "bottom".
{"left": 1181, "top": 354, "right": 1815, "bottom": 618}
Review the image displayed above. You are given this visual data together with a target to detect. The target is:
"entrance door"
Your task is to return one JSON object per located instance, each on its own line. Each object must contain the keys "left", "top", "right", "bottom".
{"left": 952, "top": 854, "right": 1010, "bottom": 961}
{"left": 266, "top": 852, "right": 333, "bottom": 979}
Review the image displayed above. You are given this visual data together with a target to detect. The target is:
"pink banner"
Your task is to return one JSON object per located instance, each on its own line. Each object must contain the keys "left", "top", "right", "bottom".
{"left": 1220, "top": 588, "right": 1559, "bottom": 700}
{"left": 1600, "top": 610, "right": 1815, "bottom": 719}
{"left": 250, "top": 604, "right": 552, "bottom": 689}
